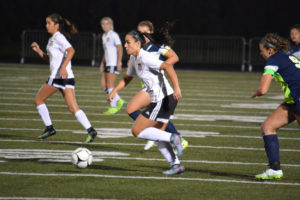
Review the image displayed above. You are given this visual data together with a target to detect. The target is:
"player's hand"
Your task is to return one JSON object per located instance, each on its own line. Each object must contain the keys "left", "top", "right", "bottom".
{"left": 31, "top": 42, "right": 40, "bottom": 52}
{"left": 59, "top": 68, "right": 68, "bottom": 79}
{"left": 251, "top": 90, "right": 259, "bottom": 98}
{"left": 173, "top": 87, "right": 182, "bottom": 100}
{"left": 107, "top": 91, "right": 116, "bottom": 103}
{"left": 117, "top": 63, "right": 122, "bottom": 72}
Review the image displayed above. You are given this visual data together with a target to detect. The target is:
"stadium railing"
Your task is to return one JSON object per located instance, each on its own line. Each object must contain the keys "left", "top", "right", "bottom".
{"left": 21, "top": 30, "right": 97, "bottom": 66}
{"left": 247, "top": 37, "right": 265, "bottom": 72}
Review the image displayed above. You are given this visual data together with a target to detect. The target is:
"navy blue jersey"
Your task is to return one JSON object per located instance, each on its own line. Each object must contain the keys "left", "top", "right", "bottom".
{"left": 264, "top": 51, "right": 300, "bottom": 104}
{"left": 289, "top": 43, "right": 300, "bottom": 59}
{"left": 143, "top": 41, "right": 170, "bottom": 61}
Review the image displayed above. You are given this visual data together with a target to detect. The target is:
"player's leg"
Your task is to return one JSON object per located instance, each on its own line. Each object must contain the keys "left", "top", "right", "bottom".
{"left": 100, "top": 72, "right": 108, "bottom": 96}
{"left": 34, "top": 84, "right": 58, "bottom": 139}
{"left": 255, "top": 103, "right": 295, "bottom": 180}
{"left": 62, "top": 87, "right": 97, "bottom": 143}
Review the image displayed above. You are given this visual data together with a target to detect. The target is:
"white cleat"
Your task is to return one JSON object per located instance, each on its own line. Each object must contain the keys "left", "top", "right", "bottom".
{"left": 255, "top": 168, "right": 283, "bottom": 180}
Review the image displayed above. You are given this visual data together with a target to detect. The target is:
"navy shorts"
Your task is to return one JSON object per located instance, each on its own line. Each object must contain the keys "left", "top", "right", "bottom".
{"left": 46, "top": 78, "right": 75, "bottom": 90}
{"left": 104, "top": 66, "right": 120, "bottom": 75}
{"left": 142, "top": 94, "right": 178, "bottom": 123}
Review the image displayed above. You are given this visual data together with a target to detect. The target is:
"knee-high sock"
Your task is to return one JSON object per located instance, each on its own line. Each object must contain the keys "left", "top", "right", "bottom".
{"left": 37, "top": 104, "right": 52, "bottom": 126}
{"left": 75, "top": 110, "right": 92, "bottom": 130}
{"left": 157, "top": 141, "right": 180, "bottom": 166}
{"left": 263, "top": 133, "right": 280, "bottom": 170}
{"left": 137, "top": 127, "right": 171, "bottom": 142}
{"left": 107, "top": 88, "right": 120, "bottom": 107}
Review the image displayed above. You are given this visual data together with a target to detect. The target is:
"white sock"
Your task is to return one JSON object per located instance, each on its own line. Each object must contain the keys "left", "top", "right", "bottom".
{"left": 36, "top": 104, "right": 52, "bottom": 126}
{"left": 75, "top": 110, "right": 92, "bottom": 130}
{"left": 137, "top": 127, "right": 171, "bottom": 142}
{"left": 157, "top": 141, "right": 180, "bottom": 166}
{"left": 107, "top": 88, "right": 120, "bottom": 107}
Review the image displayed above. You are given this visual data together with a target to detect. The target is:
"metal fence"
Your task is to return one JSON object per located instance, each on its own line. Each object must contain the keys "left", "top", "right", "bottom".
{"left": 21, "top": 30, "right": 264, "bottom": 71}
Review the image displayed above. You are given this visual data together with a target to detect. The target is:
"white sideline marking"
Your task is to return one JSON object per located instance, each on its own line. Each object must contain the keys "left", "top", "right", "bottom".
{"left": 0, "top": 139, "right": 300, "bottom": 153}
{"left": 222, "top": 103, "right": 279, "bottom": 109}
{"left": 0, "top": 172, "right": 299, "bottom": 186}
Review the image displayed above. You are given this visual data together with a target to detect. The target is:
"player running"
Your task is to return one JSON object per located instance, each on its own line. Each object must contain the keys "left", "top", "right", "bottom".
{"left": 252, "top": 33, "right": 300, "bottom": 180}
{"left": 126, "top": 20, "right": 189, "bottom": 151}
{"left": 99, "top": 17, "right": 125, "bottom": 114}
{"left": 31, "top": 13, "right": 97, "bottom": 143}
{"left": 108, "top": 29, "right": 185, "bottom": 175}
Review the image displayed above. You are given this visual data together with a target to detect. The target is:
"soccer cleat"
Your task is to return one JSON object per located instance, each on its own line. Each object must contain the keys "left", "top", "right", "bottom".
{"left": 182, "top": 138, "right": 189, "bottom": 150}
{"left": 103, "top": 107, "right": 119, "bottom": 114}
{"left": 163, "top": 164, "right": 185, "bottom": 175}
{"left": 171, "top": 133, "right": 183, "bottom": 157}
{"left": 255, "top": 168, "right": 283, "bottom": 180}
{"left": 116, "top": 99, "right": 126, "bottom": 110}
{"left": 85, "top": 127, "right": 98, "bottom": 143}
{"left": 144, "top": 140, "right": 155, "bottom": 150}
{"left": 38, "top": 125, "right": 56, "bottom": 139}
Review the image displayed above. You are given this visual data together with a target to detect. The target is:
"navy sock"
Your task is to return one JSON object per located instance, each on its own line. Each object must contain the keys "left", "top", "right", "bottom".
{"left": 128, "top": 110, "right": 141, "bottom": 121}
{"left": 166, "top": 121, "right": 180, "bottom": 135}
{"left": 262, "top": 133, "right": 280, "bottom": 170}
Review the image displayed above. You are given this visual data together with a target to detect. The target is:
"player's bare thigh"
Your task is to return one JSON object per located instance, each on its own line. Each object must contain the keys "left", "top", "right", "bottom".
{"left": 131, "top": 114, "right": 165, "bottom": 137}
{"left": 34, "top": 84, "right": 58, "bottom": 106}
{"left": 261, "top": 103, "right": 296, "bottom": 135}
{"left": 126, "top": 90, "right": 151, "bottom": 114}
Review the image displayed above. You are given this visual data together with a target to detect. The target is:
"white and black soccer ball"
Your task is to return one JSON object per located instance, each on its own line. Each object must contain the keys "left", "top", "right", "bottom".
{"left": 71, "top": 147, "right": 93, "bottom": 169}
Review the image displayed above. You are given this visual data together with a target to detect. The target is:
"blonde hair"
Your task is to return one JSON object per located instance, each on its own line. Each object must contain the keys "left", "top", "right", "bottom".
{"left": 100, "top": 17, "right": 114, "bottom": 30}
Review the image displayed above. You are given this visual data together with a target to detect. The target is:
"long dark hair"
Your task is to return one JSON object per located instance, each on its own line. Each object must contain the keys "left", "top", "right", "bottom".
{"left": 47, "top": 13, "right": 77, "bottom": 39}
{"left": 127, "top": 21, "right": 175, "bottom": 48}
{"left": 260, "top": 33, "right": 290, "bottom": 53}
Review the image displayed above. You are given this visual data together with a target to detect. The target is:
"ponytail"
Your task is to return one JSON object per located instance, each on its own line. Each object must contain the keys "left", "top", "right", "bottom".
{"left": 144, "top": 21, "right": 175, "bottom": 47}
{"left": 47, "top": 13, "right": 77, "bottom": 39}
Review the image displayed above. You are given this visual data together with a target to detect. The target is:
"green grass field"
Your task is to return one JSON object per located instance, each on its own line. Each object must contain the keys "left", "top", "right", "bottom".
{"left": 0, "top": 63, "right": 299, "bottom": 200}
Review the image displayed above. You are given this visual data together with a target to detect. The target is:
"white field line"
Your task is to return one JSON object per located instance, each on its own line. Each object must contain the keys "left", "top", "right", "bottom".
{"left": 0, "top": 139, "right": 299, "bottom": 153}
{"left": 0, "top": 172, "right": 299, "bottom": 186}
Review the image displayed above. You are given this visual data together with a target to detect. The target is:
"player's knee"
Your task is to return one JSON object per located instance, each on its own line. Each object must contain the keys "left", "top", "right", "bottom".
{"left": 34, "top": 98, "right": 43, "bottom": 106}
{"left": 261, "top": 122, "right": 275, "bottom": 133}
{"left": 131, "top": 127, "right": 140, "bottom": 137}
{"left": 69, "top": 106, "right": 79, "bottom": 115}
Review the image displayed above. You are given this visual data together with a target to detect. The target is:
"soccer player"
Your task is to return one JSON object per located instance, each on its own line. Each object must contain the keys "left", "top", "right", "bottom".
{"left": 126, "top": 20, "right": 189, "bottom": 151}
{"left": 99, "top": 17, "right": 125, "bottom": 114}
{"left": 108, "top": 29, "right": 185, "bottom": 175}
{"left": 252, "top": 33, "right": 300, "bottom": 180}
{"left": 289, "top": 24, "right": 300, "bottom": 59}
{"left": 31, "top": 13, "right": 97, "bottom": 143}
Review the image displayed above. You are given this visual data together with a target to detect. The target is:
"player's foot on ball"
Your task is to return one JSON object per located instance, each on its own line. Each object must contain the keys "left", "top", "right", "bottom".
{"left": 144, "top": 140, "right": 155, "bottom": 150}
{"left": 255, "top": 168, "right": 283, "bottom": 180}
{"left": 103, "top": 107, "right": 119, "bottom": 114}
{"left": 171, "top": 133, "right": 183, "bottom": 157}
{"left": 38, "top": 125, "right": 56, "bottom": 139}
{"left": 163, "top": 164, "right": 185, "bottom": 175}
{"left": 85, "top": 127, "right": 98, "bottom": 143}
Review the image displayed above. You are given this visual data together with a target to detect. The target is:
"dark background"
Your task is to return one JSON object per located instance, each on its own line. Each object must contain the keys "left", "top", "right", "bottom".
{"left": 1, "top": 0, "right": 300, "bottom": 63}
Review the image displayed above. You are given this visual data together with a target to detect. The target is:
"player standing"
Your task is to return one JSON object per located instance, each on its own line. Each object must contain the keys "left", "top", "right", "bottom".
{"left": 126, "top": 20, "right": 189, "bottom": 151}
{"left": 31, "top": 13, "right": 97, "bottom": 143}
{"left": 108, "top": 29, "right": 185, "bottom": 174}
{"left": 252, "top": 33, "right": 300, "bottom": 180}
{"left": 99, "top": 17, "right": 125, "bottom": 114}
{"left": 289, "top": 24, "right": 300, "bottom": 59}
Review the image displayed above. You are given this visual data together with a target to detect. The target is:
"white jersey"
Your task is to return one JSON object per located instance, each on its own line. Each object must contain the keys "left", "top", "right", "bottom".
{"left": 127, "top": 49, "right": 174, "bottom": 102}
{"left": 102, "top": 30, "right": 122, "bottom": 66}
{"left": 46, "top": 32, "right": 74, "bottom": 79}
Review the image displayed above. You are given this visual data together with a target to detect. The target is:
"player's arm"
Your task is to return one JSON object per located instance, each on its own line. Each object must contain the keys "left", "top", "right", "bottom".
{"left": 31, "top": 42, "right": 49, "bottom": 63}
{"left": 59, "top": 47, "right": 75, "bottom": 78}
{"left": 116, "top": 44, "right": 123, "bottom": 71}
{"left": 108, "top": 75, "right": 133, "bottom": 103}
{"left": 252, "top": 73, "right": 273, "bottom": 98}
{"left": 99, "top": 55, "right": 105, "bottom": 72}
{"left": 160, "top": 62, "right": 182, "bottom": 100}
{"left": 164, "top": 49, "right": 179, "bottom": 65}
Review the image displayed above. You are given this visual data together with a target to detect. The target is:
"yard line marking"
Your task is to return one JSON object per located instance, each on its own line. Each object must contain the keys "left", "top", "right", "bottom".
{"left": 0, "top": 197, "right": 117, "bottom": 200}
{"left": 0, "top": 139, "right": 299, "bottom": 153}
{"left": 0, "top": 172, "right": 299, "bottom": 186}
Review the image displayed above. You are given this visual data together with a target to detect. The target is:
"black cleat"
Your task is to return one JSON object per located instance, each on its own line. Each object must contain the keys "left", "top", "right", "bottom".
{"left": 38, "top": 125, "right": 56, "bottom": 139}
{"left": 85, "top": 127, "right": 98, "bottom": 143}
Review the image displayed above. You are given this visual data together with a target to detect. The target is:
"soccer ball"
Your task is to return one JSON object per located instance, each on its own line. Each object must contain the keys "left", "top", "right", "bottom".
{"left": 71, "top": 147, "right": 93, "bottom": 168}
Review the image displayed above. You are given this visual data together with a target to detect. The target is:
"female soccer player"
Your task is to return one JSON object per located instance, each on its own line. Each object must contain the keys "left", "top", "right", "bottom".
{"left": 289, "top": 24, "right": 300, "bottom": 59}
{"left": 252, "top": 33, "right": 300, "bottom": 180}
{"left": 99, "top": 17, "right": 125, "bottom": 114}
{"left": 108, "top": 30, "right": 185, "bottom": 175}
{"left": 31, "top": 13, "right": 97, "bottom": 143}
{"left": 127, "top": 20, "right": 189, "bottom": 151}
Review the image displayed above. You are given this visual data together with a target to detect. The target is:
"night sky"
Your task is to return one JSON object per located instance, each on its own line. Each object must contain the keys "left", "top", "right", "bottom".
{"left": 1, "top": 0, "right": 300, "bottom": 61}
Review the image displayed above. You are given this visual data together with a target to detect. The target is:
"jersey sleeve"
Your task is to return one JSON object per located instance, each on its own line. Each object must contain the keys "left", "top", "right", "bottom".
{"left": 113, "top": 33, "right": 122, "bottom": 46}
{"left": 126, "top": 56, "right": 137, "bottom": 77}
{"left": 56, "top": 34, "right": 72, "bottom": 51}
{"left": 159, "top": 45, "right": 171, "bottom": 56}
{"left": 142, "top": 51, "right": 164, "bottom": 69}
{"left": 263, "top": 57, "right": 279, "bottom": 77}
